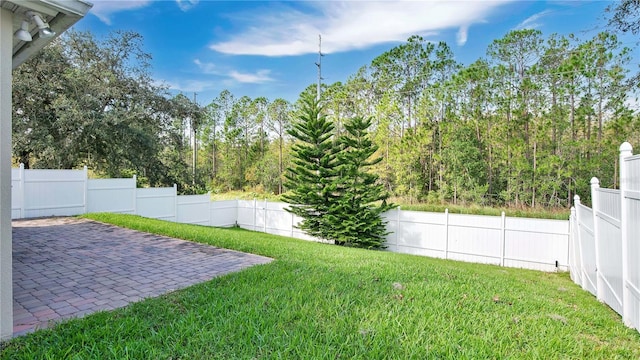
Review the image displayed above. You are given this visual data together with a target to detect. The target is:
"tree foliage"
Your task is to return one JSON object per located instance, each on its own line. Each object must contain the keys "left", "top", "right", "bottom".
{"left": 283, "top": 95, "right": 393, "bottom": 249}
{"left": 607, "top": 0, "right": 640, "bottom": 35}
{"left": 329, "top": 116, "right": 395, "bottom": 248}
{"left": 13, "top": 30, "right": 172, "bottom": 186}
{"left": 12, "top": 27, "right": 640, "bottom": 207}
{"left": 282, "top": 95, "right": 339, "bottom": 240}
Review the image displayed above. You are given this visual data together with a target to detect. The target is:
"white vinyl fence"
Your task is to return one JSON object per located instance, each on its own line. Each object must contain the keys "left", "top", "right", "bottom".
{"left": 235, "top": 200, "right": 568, "bottom": 271}
{"left": 384, "top": 209, "right": 568, "bottom": 272}
{"left": 11, "top": 166, "right": 87, "bottom": 219}
{"left": 10, "top": 164, "right": 235, "bottom": 228}
{"left": 11, "top": 163, "right": 569, "bottom": 274}
{"left": 569, "top": 142, "right": 640, "bottom": 332}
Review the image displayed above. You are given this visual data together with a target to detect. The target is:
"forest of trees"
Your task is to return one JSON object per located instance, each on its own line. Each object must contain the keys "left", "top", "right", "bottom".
{"left": 11, "top": 20, "right": 640, "bottom": 209}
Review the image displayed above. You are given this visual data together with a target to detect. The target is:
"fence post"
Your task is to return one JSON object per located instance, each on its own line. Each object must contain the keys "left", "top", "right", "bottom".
{"left": 444, "top": 208, "right": 449, "bottom": 260}
{"left": 83, "top": 166, "right": 88, "bottom": 215}
{"left": 569, "top": 206, "right": 577, "bottom": 278}
{"left": 396, "top": 206, "right": 401, "bottom": 248}
{"left": 173, "top": 184, "right": 177, "bottom": 222}
{"left": 235, "top": 198, "right": 239, "bottom": 227}
{"left": 132, "top": 175, "right": 137, "bottom": 215}
{"left": 207, "top": 191, "right": 212, "bottom": 226}
{"left": 253, "top": 198, "right": 257, "bottom": 231}
{"left": 620, "top": 142, "right": 633, "bottom": 327}
{"left": 574, "top": 195, "right": 587, "bottom": 290}
{"left": 291, "top": 210, "right": 295, "bottom": 238}
{"left": 591, "top": 177, "right": 604, "bottom": 302}
{"left": 19, "top": 163, "right": 24, "bottom": 219}
{"left": 500, "top": 211, "right": 506, "bottom": 267}
{"left": 264, "top": 199, "right": 268, "bottom": 233}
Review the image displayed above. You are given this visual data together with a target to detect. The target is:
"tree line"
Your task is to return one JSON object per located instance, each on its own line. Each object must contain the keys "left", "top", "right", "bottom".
{"left": 12, "top": 24, "right": 640, "bottom": 208}
{"left": 320, "top": 29, "right": 639, "bottom": 208}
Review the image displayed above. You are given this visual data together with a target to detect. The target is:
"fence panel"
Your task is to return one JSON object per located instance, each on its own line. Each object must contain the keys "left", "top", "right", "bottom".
{"left": 394, "top": 210, "right": 447, "bottom": 258}
{"left": 598, "top": 188, "right": 621, "bottom": 220}
{"left": 210, "top": 200, "right": 237, "bottom": 227}
{"left": 237, "top": 200, "right": 257, "bottom": 231}
{"left": 290, "top": 213, "right": 317, "bottom": 241}
{"left": 625, "top": 155, "right": 640, "bottom": 330}
{"left": 87, "top": 178, "right": 136, "bottom": 214}
{"left": 22, "top": 169, "right": 86, "bottom": 218}
{"left": 577, "top": 203, "right": 597, "bottom": 296}
{"left": 176, "top": 194, "right": 210, "bottom": 225}
{"left": 382, "top": 209, "right": 400, "bottom": 252}
{"left": 236, "top": 200, "right": 330, "bottom": 242}
{"left": 254, "top": 200, "right": 267, "bottom": 233}
{"left": 136, "top": 187, "right": 176, "bottom": 221}
{"left": 265, "top": 202, "right": 294, "bottom": 237}
{"left": 595, "top": 188, "right": 623, "bottom": 314}
{"left": 504, "top": 217, "right": 569, "bottom": 272}
{"left": 447, "top": 213, "right": 502, "bottom": 265}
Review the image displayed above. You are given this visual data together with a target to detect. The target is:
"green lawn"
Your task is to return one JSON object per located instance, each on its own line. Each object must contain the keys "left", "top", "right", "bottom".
{"left": 397, "top": 203, "right": 570, "bottom": 220}
{"left": 2, "top": 213, "right": 638, "bottom": 359}
{"left": 210, "top": 191, "right": 570, "bottom": 219}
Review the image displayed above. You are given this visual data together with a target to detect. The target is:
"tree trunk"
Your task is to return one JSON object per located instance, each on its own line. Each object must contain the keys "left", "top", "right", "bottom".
{"left": 278, "top": 135, "right": 283, "bottom": 195}
{"left": 532, "top": 140, "right": 536, "bottom": 208}
{"left": 570, "top": 88, "right": 576, "bottom": 141}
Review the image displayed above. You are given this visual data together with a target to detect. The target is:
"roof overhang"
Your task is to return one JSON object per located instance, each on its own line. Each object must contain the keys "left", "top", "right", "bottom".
{"left": 1, "top": 0, "right": 93, "bottom": 70}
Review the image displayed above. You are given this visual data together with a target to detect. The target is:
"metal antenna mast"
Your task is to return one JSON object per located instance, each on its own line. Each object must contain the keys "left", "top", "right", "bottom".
{"left": 315, "top": 34, "right": 324, "bottom": 101}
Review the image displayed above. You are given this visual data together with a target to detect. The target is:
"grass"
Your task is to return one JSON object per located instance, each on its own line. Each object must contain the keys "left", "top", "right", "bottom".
{"left": 2, "top": 213, "right": 638, "bottom": 359}
{"left": 398, "top": 202, "right": 571, "bottom": 220}
{"left": 210, "top": 190, "right": 282, "bottom": 202}
{"left": 210, "top": 191, "right": 570, "bottom": 219}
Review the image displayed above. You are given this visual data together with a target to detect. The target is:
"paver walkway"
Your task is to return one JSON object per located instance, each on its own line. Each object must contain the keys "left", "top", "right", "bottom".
{"left": 12, "top": 217, "right": 272, "bottom": 337}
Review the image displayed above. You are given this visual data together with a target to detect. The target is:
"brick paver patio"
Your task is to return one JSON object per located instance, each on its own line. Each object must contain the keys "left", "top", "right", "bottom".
{"left": 12, "top": 217, "right": 272, "bottom": 337}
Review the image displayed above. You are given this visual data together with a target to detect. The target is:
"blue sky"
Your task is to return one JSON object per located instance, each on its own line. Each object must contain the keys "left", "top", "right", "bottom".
{"left": 73, "top": 1, "right": 621, "bottom": 105}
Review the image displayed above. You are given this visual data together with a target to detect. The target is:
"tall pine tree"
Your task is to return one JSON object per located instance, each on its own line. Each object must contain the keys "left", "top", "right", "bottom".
{"left": 329, "top": 116, "right": 395, "bottom": 249}
{"left": 283, "top": 95, "right": 339, "bottom": 240}
{"left": 285, "top": 94, "right": 394, "bottom": 249}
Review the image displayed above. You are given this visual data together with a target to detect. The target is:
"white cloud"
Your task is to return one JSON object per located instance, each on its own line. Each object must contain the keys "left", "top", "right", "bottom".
{"left": 89, "top": 0, "right": 151, "bottom": 25}
{"left": 194, "top": 59, "right": 273, "bottom": 84}
{"left": 514, "top": 10, "right": 553, "bottom": 30}
{"left": 210, "top": 0, "right": 513, "bottom": 56}
{"left": 193, "top": 59, "right": 218, "bottom": 75}
{"left": 176, "top": 0, "right": 199, "bottom": 12}
{"left": 457, "top": 25, "right": 469, "bottom": 46}
{"left": 229, "top": 70, "right": 274, "bottom": 84}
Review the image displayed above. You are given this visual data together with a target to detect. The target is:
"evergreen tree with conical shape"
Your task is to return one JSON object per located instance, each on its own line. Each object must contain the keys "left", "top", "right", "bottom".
{"left": 328, "top": 116, "right": 395, "bottom": 249}
{"left": 283, "top": 94, "right": 339, "bottom": 240}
